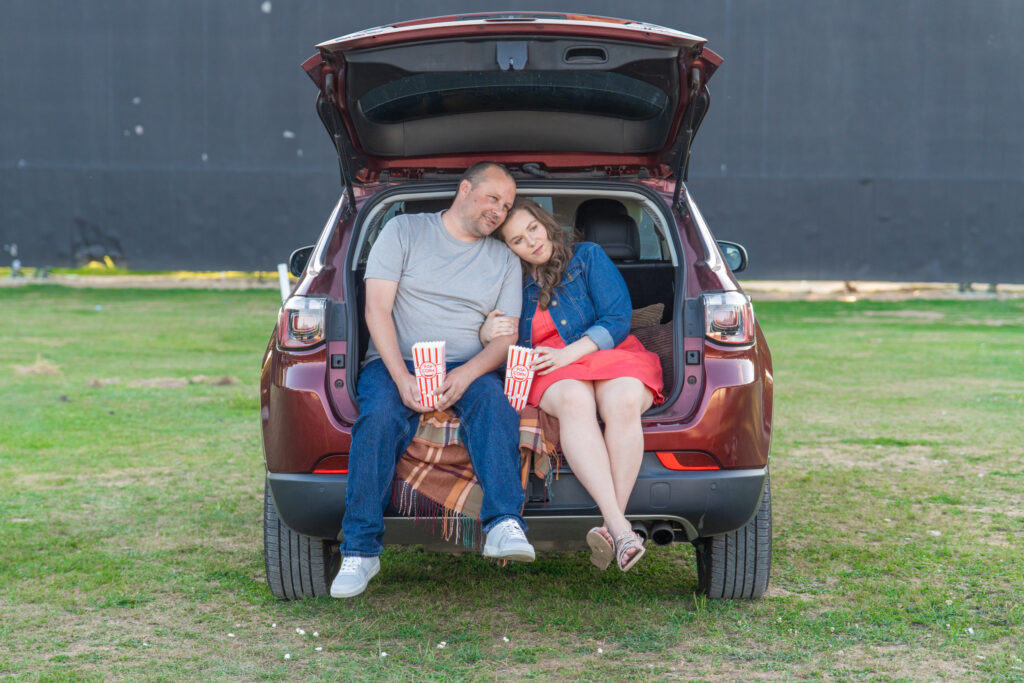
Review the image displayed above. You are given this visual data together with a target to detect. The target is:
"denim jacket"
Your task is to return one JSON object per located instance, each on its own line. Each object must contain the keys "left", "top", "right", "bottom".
{"left": 518, "top": 242, "right": 632, "bottom": 350}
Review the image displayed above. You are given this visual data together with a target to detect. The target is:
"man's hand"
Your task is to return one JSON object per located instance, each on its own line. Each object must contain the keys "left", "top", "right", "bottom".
{"left": 434, "top": 365, "right": 477, "bottom": 412}
{"left": 397, "top": 372, "right": 432, "bottom": 413}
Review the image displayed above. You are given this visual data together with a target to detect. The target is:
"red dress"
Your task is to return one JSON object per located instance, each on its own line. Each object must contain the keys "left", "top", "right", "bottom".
{"left": 527, "top": 306, "right": 664, "bottom": 407}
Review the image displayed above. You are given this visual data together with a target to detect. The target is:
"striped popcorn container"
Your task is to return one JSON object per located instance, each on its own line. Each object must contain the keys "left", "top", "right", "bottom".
{"left": 503, "top": 345, "right": 537, "bottom": 412}
{"left": 412, "top": 341, "right": 446, "bottom": 408}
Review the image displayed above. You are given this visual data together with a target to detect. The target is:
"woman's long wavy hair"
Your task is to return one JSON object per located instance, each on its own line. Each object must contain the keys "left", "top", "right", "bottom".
{"left": 500, "top": 197, "right": 575, "bottom": 310}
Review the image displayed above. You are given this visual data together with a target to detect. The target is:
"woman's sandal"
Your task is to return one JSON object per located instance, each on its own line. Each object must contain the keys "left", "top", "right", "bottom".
{"left": 614, "top": 530, "right": 646, "bottom": 572}
{"left": 586, "top": 526, "right": 615, "bottom": 570}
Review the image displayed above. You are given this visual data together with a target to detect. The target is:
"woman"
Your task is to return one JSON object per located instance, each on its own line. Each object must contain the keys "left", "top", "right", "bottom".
{"left": 482, "top": 198, "right": 664, "bottom": 572}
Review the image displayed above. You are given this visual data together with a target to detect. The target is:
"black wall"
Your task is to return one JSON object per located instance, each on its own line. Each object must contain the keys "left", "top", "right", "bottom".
{"left": 2, "top": 1, "right": 1022, "bottom": 282}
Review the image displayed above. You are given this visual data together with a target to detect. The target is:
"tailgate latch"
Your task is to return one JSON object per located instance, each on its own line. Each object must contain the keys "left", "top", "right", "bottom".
{"left": 497, "top": 42, "right": 528, "bottom": 71}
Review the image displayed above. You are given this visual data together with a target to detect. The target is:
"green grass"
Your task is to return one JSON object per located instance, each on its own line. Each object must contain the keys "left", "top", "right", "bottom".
{"left": 1, "top": 286, "right": 1022, "bottom": 680}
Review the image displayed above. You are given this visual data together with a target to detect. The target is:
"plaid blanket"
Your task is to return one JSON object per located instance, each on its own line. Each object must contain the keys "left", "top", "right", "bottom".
{"left": 390, "top": 406, "right": 560, "bottom": 550}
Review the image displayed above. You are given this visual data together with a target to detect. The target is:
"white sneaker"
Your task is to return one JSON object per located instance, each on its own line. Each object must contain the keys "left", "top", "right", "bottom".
{"left": 330, "top": 556, "right": 380, "bottom": 598}
{"left": 482, "top": 519, "right": 535, "bottom": 562}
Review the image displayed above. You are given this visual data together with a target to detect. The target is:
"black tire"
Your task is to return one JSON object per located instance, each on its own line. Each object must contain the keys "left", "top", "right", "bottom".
{"left": 263, "top": 480, "right": 337, "bottom": 600}
{"left": 694, "top": 473, "right": 772, "bottom": 599}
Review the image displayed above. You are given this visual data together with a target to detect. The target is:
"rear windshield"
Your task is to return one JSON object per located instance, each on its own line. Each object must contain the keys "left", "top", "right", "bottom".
{"left": 342, "top": 39, "right": 680, "bottom": 157}
{"left": 359, "top": 70, "right": 669, "bottom": 123}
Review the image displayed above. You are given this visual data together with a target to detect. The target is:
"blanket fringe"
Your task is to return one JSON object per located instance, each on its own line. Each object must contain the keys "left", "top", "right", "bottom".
{"left": 390, "top": 480, "right": 482, "bottom": 551}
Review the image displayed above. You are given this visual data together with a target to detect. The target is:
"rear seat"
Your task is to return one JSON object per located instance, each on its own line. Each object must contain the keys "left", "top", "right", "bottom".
{"left": 573, "top": 199, "right": 674, "bottom": 313}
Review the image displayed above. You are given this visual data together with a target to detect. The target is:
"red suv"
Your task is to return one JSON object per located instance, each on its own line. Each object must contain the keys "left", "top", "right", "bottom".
{"left": 261, "top": 12, "right": 773, "bottom": 600}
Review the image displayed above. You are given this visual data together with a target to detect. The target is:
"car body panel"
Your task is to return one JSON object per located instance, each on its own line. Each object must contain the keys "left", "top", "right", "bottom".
{"left": 260, "top": 15, "right": 772, "bottom": 565}
{"left": 301, "top": 12, "right": 722, "bottom": 178}
{"left": 267, "top": 463, "right": 767, "bottom": 546}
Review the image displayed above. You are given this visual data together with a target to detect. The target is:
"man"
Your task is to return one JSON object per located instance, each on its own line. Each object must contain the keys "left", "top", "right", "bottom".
{"left": 331, "top": 162, "right": 534, "bottom": 599}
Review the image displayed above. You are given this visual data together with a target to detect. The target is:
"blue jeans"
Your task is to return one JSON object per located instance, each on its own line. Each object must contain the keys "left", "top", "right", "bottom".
{"left": 340, "top": 359, "right": 525, "bottom": 557}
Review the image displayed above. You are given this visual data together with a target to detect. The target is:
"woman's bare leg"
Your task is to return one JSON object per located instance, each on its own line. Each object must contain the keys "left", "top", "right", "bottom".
{"left": 539, "top": 380, "right": 632, "bottom": 539}
{"left": 595, "top": 377, "right": 654, "bottom": 512}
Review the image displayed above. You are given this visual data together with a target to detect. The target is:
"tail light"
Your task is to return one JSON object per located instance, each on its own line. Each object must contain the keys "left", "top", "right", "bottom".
{"left": 655, "top": 451, "right": 720, "bottom": 471}
{"left": 277, "top": 296, "right": 326, "bottom": 349}
{"left": 703, "top": 292, "right": 755, "bottom": 344}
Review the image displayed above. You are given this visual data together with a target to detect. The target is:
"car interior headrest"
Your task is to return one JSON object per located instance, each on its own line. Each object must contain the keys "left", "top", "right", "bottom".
{"left": 574, "top": 198, "right": 629, "bottom": 226}
{"left": 401, "top": 198, "right": 451, "bottom": 214}
{"left": 580, "top": 213, "right": 641, "bottom": 261}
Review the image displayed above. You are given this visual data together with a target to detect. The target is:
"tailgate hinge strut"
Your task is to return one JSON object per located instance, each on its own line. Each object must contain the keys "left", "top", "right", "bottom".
{"left": 672, "top": 67, "right": 701, "bottom": 214}
{"left": 323, "top": 72, "right": 357, "bottom": 220}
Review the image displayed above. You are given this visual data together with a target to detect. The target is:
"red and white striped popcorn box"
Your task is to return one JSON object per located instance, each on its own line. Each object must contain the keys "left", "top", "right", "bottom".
{"left": 503, "top": 345, "right": 537, "bottom": 412}
{"left": 412, "top": 341, "right": 446, "bottom": 408}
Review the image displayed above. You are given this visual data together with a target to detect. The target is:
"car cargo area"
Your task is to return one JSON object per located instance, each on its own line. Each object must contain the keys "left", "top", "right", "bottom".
{"left": 343, "top": 186, "right": 683, "bottom": 415}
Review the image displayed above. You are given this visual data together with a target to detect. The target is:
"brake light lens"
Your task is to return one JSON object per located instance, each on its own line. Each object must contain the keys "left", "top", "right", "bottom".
{"left": 313, "top": 454, "right": 349, "bottom": 474}
{"left": 703, "top": 292, "right": 755, "bottom": 344}
{"left": 655, "top": 451, "right": 720, "bottom": 471}
{"left": 277, "top": 296, "right": 326, "bottom": 349}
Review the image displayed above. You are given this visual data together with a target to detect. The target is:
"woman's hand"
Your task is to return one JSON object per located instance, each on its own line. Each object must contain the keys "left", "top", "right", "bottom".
{"left": 532, "top": 346, "right": 576, "bottom": 375}
{"left": 480, "top": 309, "right": 517, "bottom": 344}
{"left": 532, "top": 336, "right": 600, "bottom": 375}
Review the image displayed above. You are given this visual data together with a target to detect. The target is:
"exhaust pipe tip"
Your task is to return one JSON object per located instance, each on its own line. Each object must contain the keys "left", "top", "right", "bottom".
{"left": 650, "top": 521, "right": 675, "bottom": 546}
{"left": 630, "top": 520, "right": 650, "bottom": 542}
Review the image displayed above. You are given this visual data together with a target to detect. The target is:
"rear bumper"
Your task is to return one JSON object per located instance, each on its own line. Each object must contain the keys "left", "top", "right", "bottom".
{"left": 267, "top": 454, "right": 767, "bottom": 550}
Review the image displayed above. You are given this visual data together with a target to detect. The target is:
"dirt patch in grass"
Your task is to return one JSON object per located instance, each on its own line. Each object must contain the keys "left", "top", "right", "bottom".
{"left": 790, "top": 444, "right": 947, "bottom": 472}
{"left": 127, "top": 377, "right": 189, "bottom": 388}
{"left": 12, "top": 355, "right": 61, "bottom": 376}
{"left": 958, "top": 318, "right": 1023, "bottom": 326}
{"left": 86, "top": 377, "right": 121, "bottom": 387}
{"left": 190, "top": 375, "right": 240, "bottom": 386}
{"left": 861, "top": 309, "right": 947, "bottom": 320}
{"left": 122, "top": 376, "right": 241, "bottom": 388}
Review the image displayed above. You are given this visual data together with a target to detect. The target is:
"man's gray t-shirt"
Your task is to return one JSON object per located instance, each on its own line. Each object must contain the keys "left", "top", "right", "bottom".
{"left": 363, "top": 211, "right": 522, "bottom": 364}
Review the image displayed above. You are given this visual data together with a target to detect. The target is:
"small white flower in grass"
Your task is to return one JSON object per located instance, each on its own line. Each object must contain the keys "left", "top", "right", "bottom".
{"left": 883, "top": 518, "right": 892, "bottom": 523}
{"left": 313, "top": 632, "right": 319, "bottom": 637}
{"left": 228, "top": 633, "right": 235, "bottom": 638}
{"left": 503, "top": 636, "right": 510, "bottom": 643}
{"left": 142, "top": 642, "right": 150, "bottom": 647}
{"left": 946, "top": 623, "right": 951, "bottom": 629}
{"left": 976, "top": 654, "right": 985, "bottom": 660}
{"left": 830, "top": 627, "right": 835, "bottom": 633}
{"left": 946, "top": 600, "right": 953, "bottom": 605}
{"left": 597, "top": 648, "right": 604, "bottom": 654}
{"left": 927, "top": 530, "right": 941, "bottom": 537}
{"left": 272, "top": 623, "right": 277, "bottom": 628}
{"left": 315, "top": 646, "right": 323, "bottom": 652}
{"left": 296, "top": 628, "right": 306, "bottom": 635}
{"left": 967, "top": 627, "right": 975, "bottom": 635}
{"left": 284, "top": 653, "right": 290, "bottom": 660}
{"left": 380, "top": 652, "right": 388, "bottom": 658}
{"left": 437, "top": 641, "right": 447, "bottom": 649}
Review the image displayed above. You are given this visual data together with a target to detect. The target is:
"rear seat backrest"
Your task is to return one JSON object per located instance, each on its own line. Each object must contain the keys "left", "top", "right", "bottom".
{"left": 575, "top": 200, "right": 641, "bottom": 262}
{"left": 401, "top": 198, "right": 451, "bottom": 214}
{"left": 574, "top": 198, "right": 669, "bottom": 311}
